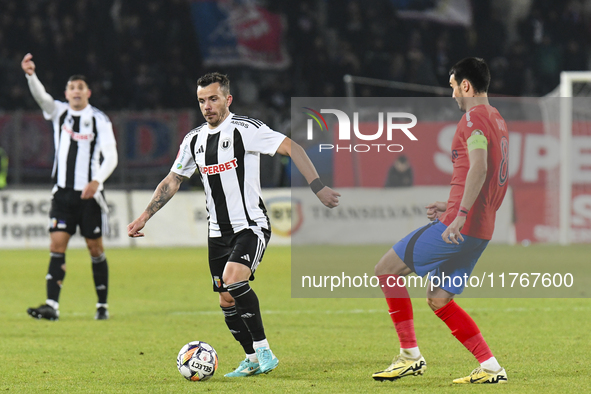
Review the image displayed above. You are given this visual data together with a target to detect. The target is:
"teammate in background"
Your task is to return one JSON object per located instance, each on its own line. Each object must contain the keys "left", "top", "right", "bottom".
{"left": 372, "top": 58, "right": 509, "bottom": 384}
{"left": 127, "top": 72, "right": 340, "bottom": 377}
{"left": 22, "top": 53, "right": 118, "bottom": 321}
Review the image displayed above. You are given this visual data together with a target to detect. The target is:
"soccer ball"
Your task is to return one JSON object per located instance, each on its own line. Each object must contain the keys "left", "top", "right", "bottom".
{"left": 176, "top": 341, "right": 218, "bottom": 381}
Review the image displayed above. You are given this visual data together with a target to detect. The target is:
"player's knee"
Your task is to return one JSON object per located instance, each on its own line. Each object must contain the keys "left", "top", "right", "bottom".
{"left": 426, "top": 297, "right": 450, "bottom": 311}
{"left": 374, "top": 258, "right": 389, "bottom": 276}
{"left": 86, "top": 241, "right": 104, "bottom": 256}
{"left": 88, "top": 246, "right": 104, "bottom": 257}
{"left": 50, "top": 242, "right": 66, "bottom": 254}
{"left": 219, "top": 292, "right": 234, "bottom": 308}
{"left": 374, "top": 262, "right": 380, "bottom": 276}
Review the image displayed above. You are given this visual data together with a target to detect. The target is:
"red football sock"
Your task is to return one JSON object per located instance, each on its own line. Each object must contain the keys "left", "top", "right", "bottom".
{"left": 378, "top": 275, "right": 417, "bottom": 349}
{"left": 434, "top": 300, "right": 493, "bottom": 363}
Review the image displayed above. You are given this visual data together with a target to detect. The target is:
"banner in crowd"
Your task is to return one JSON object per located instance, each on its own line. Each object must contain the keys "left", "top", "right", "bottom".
{"left": 190, "top": 0, "right": 290, "bottom": 69}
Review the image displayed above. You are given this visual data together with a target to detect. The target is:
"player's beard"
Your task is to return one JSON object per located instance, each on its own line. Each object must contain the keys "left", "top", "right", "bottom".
{"left": 455, "top": 97, "right": 466, "bottom": 112}
{"left": 205, "top": 108, "right": 228, "bottom": 128}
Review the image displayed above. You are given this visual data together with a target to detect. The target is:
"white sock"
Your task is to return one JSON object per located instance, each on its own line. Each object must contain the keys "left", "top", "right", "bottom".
{"left": 481, "top": 356, "right": 502, "bottom": 372}
{"left": 96, "top": 303, "right": 108, "bottom": 309}
{"left": 401, "top": 347, "right": 421, "bottom": 359}
{"left": 247, "top": 353, "right": 258, "bottom": 363}
{"left": 253, "top": 339, "right": 269, "bottom": 350}
{"left": 46, "top": 299, "right": 59, "bottom": 310}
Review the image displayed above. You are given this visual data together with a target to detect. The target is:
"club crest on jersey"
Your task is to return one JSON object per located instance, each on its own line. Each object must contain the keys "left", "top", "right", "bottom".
{"left": 220, "top": 137, "right": 232, "bottom": 150}
{"left": 200, "top": 158, "right": 238, "bottom": 175}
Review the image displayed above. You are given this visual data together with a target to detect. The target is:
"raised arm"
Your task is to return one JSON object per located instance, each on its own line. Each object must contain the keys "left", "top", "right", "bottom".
{"left": 276, "top": 137, "right": 340, "bottom": 208}
{"left": 21, "top": 53, "right": 55, "bottom": 115}
{"left": 127, "top": 172, "right": 186, "bottom": 237}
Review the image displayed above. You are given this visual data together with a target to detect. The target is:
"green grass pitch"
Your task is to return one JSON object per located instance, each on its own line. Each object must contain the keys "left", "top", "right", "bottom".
{"left": 1, "top": 245, "right": 590, "bottom": 393}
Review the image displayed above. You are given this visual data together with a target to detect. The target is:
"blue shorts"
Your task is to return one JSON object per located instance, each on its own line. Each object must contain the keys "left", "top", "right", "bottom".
{"left": 393, "top": 220, "right": 489, "bottom": 294}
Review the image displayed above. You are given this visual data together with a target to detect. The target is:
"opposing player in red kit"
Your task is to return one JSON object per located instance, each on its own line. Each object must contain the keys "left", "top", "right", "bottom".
{"left": 372, "top": 57, "right": 509, "bottom": 384}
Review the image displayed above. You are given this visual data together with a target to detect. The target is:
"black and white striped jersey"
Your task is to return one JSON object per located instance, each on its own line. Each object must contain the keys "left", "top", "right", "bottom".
{"left": 44, "top": 100, "right": 117, "bottom": 191}
{"left": 172, "top": 113, "right": 286, "bottom": 238}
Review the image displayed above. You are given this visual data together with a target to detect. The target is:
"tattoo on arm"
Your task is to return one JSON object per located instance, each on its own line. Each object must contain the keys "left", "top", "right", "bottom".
{"left": 145, "top": 173, "right": 184, "bottom": 217}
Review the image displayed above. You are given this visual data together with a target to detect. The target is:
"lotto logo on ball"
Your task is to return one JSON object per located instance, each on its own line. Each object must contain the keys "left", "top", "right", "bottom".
{"left": 177, "top": 341, "right": 218, "bottom": 381}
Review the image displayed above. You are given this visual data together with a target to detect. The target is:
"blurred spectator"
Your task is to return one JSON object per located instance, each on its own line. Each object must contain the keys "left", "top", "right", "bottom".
{"left": 0, "top": 0, "right": 589, "bottom": 113}
{"left": 385, "top": 155, "right": 413, "bottom": 188}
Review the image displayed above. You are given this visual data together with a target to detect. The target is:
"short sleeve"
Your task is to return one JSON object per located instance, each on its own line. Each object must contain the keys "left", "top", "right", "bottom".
{"left": 243, "top": 123, "right": 286, "bottom": 156}
{"left": 171, "top": 135, "right": 198, "bottom": 178}
{"left": 43, "top": 100, "right": 68, "bottom": 121}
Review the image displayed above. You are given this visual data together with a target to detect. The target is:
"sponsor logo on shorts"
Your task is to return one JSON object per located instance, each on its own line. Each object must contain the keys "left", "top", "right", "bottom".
{"left": 176, "top": 163, "right": 183, "bottom": 170}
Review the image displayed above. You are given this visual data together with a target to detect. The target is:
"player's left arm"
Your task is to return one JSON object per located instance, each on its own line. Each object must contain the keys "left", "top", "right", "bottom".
{"left": 441, "top": 133, "right": 488, "bottom": 244}
{"left": 276, "top": 137, "right": 340, "bottom": 208}
{"left": 81, "top": 118, "right": 119, "bottom": 199}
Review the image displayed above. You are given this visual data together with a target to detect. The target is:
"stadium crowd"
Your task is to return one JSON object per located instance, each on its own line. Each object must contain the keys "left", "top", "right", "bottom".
{"left": 1, "top": 0, "right": 590, "bottom": 114}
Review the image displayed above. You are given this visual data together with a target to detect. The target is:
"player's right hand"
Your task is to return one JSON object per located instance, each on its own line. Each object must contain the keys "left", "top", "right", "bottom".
{"left": 21, "top": 53, "right": 35, "bottom": 75}
{"left": 317, "top": 187, "right": 340, "bottom": 208}
{"left": 425, "top": 201, "right": 447, "bottom": 221}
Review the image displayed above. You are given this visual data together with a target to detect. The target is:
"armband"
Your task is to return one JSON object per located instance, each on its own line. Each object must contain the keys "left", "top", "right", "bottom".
{"left": 467, "top": 134, "right": 488, "bottom": 152}
{"left": 309, "top": 178, "right": 325, "bottom": 194}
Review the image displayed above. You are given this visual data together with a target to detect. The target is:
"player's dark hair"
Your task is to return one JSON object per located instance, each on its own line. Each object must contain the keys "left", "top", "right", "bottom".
{"left": 197, "top": 72, "right": 230, "bottom": 95}
{"left": 66, "top": 74, "right": 88, "bottom": 88}
{"left": 449, "top": 57, "right": 490, "bottom": 94}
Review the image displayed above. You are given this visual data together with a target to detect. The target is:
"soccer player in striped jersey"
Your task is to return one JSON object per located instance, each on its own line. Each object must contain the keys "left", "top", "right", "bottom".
{"left": 128, "top": 72, "right": 340, "bottom": 377}
{"left": 372, "top": 58, "right": 509, "bottom": 384}
{"left": 22, "top": 53, "right": 118, "bottom": 321}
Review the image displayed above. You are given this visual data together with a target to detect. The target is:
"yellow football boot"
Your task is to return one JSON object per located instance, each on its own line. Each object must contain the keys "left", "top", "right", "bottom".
{"left": 453, "top": 367, "right": 508, "bottom": 384}
{"left": 372, "top": 355, "right": 426, "bottom": 381}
